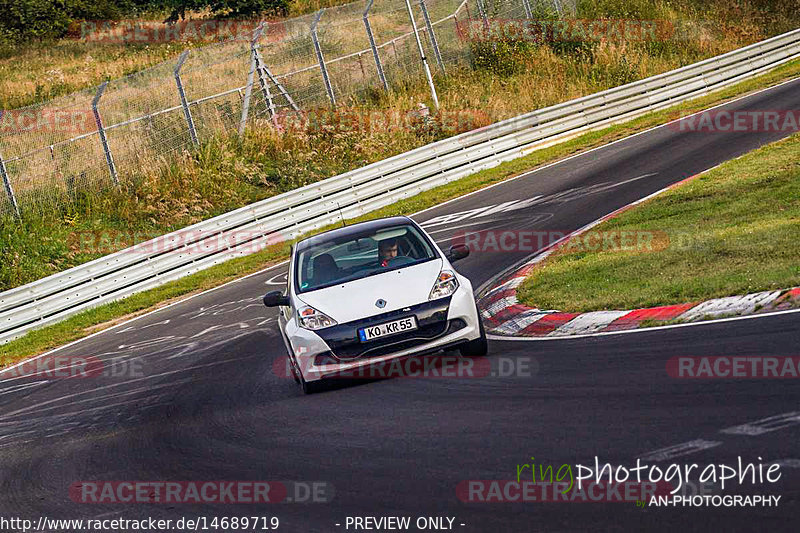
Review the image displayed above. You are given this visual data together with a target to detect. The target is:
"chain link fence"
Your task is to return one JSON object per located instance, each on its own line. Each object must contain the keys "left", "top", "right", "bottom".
{"left": 0, "top": 0, "right": 574, "bottom": 220}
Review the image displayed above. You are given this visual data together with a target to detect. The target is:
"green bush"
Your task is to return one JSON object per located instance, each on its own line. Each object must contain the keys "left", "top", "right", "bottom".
{"left": 160, "top": 0, "right": 288, "bottom": 22}
{"left": 0, "top": 0, "right": 290, "bottom": 46}
{"left": 469, "top": 39, "right": 537, "bottom": 77}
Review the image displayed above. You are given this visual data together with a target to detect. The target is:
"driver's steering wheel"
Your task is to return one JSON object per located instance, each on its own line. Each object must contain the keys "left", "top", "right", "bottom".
{"left": 383, "top": 255, "right": 414, "bottom": 267}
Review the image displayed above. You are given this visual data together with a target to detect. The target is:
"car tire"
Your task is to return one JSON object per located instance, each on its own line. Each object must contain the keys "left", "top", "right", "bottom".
{"left": 288, "top": 353, "right": 301, "bottom": 384}
{"left": 459, "top": 303, "right": 488, "bottom": 358}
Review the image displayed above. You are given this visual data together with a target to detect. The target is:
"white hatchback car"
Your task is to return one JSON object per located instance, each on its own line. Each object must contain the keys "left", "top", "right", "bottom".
{"left": 263, "top": 216, "right": 487, "bottom": 393}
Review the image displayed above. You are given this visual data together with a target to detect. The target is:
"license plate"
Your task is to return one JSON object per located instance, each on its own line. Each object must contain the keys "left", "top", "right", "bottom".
{"left": 359, "top": 317, "right": 417, "bottom": 342}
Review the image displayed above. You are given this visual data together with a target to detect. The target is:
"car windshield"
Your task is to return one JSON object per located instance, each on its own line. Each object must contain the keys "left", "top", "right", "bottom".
{"left": 295, "top": 224, "right": 438, "bottom": 293}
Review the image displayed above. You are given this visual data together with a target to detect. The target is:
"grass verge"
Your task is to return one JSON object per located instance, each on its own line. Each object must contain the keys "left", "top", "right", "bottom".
{"left": 2, "top": 58, "right": 800, "bottom": 366}
{"left": 516, "top": 130, "right": 800, "bottom": 313}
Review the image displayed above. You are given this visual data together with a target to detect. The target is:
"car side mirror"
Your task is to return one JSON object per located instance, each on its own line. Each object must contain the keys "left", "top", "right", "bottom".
{"left": 263, "top": 290, "right": 290, "bottom": 308}
{"left": 446, "top": 244, "right": 470, "bottom": 262}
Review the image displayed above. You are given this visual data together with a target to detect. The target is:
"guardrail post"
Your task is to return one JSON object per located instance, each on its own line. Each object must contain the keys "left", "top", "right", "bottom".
{"left": 363, "top": 0, "right": 389, "bottom": 92}
{"left": 92, "top": 81, "right": 119, "bottom": 187}
{"left": 0, "top": 150, "right": 20, "bottom": 218}
{"left": 521, "top": 0, "right": 533, "bottom": 19}
{"left": 404, "top": 0, "right": 439, "bottom": 110}
{"left": 174, "top": 50, "right": 199, "bottom": 146}
{"left": 311, "top": 10, "right": 336, "bottom": 107}
{"left": 418, "top": 0, "right": 445, "bottom": 74}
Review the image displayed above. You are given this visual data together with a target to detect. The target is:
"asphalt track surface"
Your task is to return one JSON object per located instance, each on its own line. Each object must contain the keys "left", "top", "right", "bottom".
{"left": 1, "top": 78, "right": 799, "bottom": 533}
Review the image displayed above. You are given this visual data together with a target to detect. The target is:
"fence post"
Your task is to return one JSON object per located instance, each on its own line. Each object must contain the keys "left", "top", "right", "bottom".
{"left": 92, "top": 81, "right": 119, "bottom": 187}
{"left": 522, "top": 0, "right": 533, "bottom": 19}
{"left": 357, "top": 53, "right": 365, "bottom": 78}
{"left": 174, "top": 50, "right": 199, "bottom": 146}
{"left": 255, "top": 56, "right": 278, "bottom": 128}
{"left": 476, "top": 0, "right": 494, "bottom": 51}
{"left": 240, "top": 35, "right": 259, "bottom": 135}
{"left": 252, "top": 24, "right": 279, "bottom": 128}
{"left": 363, "top": 0, "right": 389, "bottom": 92}
{"left": 261, "top": 65, "right": 300, "bottom": 113}
{"left": 404, "top": 0, "right": 439, "bottom": 110}
{"left": 311, "top": 9, "right": 336, "bottom": 107}
{"left": 476, "top": 0, "right": 490, "bottom": 30}
{"left": 0, "top": 150, "right": 20, "bottom": 218}
{"left": 418, "top": 0, "right": 445, "bottom": 74}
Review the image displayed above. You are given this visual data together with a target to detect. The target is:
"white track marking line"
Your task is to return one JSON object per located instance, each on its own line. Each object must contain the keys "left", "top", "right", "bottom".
{"left": 0, "top": 357, "right": 254, "bottom": 420}
{"left": 639, "top": 440, "right": 723, "bottom": 462}
{"left": 0, "top": 260, "right": 288, "bottom": 375}
{"left": 772, "top": 459, "right": 800, "bottom": 468}
{"left": 0, "top": 382, "right": 189, "bottom": 421}
{"left": 721, "top": 412, "right": 800, "bottom": 436}
{"left": 0, "top": 381, "right": 49, "bottom": 396}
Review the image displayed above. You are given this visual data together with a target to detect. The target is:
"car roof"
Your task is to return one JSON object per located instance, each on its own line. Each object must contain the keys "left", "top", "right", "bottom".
{"left": 294, "top": 216, "right": 415, "bottom": 252}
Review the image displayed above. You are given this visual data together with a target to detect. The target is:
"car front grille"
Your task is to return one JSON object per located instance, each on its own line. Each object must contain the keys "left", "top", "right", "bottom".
{"left": 314, "top": 297, "right": 460, "bottom": 362}
{"left": 351, "top": 319, "right": 467, "bottom": 360}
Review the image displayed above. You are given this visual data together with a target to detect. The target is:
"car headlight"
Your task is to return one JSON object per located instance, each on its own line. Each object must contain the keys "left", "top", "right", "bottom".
{"left": 429, "top": 269, "right": 459, "bottom": 300}
{"left": 297, "top": 305, "right": 338, "bottom": 330}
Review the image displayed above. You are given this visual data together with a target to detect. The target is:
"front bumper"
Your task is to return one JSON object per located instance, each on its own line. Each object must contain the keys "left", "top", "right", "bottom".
{"left": 316, "top": 296, "right": 455, "bottom": 360}
{"left": 286, "top": 281, "right": 480, "bottom": 382}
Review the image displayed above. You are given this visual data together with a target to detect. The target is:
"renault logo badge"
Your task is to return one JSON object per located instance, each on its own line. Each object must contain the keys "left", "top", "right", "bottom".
{"left": 375, "top": 299, "right": 386, "bottom": 308}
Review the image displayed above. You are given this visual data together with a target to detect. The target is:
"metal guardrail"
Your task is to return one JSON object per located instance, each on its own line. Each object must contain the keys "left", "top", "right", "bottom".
{"left": 1, "top": 28, "right": 799, "bottom": 344}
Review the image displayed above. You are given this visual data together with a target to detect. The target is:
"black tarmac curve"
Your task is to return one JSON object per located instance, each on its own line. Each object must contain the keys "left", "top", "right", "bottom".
{"left": 1, "top": 79, "right": 800, "bottom": 532}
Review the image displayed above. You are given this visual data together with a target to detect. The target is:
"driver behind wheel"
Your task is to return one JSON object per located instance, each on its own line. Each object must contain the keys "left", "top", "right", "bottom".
{"left": 377, "top": 238, "right": 399, "bottom": 267}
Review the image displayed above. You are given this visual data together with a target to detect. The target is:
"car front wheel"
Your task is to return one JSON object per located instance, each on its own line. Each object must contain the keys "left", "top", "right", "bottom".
{"left": 460, "top": 304, "right": 488, "bottom": 357}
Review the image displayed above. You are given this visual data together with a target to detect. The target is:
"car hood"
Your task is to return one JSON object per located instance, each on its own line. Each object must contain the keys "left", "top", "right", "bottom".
{"left": 296, "top": 259, "right": 444, "bottom": 324}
